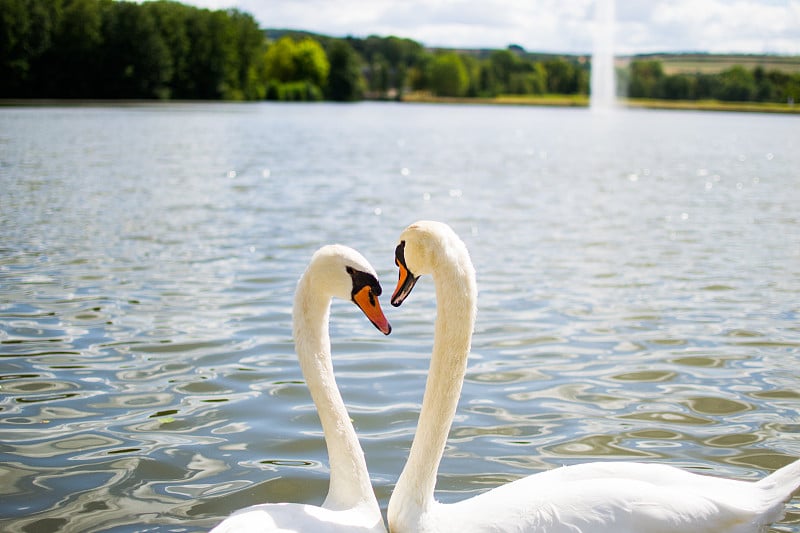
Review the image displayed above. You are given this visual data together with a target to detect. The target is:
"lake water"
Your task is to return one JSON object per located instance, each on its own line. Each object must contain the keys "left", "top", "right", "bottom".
{"left": 1, "top": 102, "right": 799, "bottom": 532}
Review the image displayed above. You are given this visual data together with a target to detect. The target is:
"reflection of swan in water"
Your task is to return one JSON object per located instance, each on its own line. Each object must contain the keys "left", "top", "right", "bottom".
{"left": 387, "top": 220, "right": 800, "bottom": 533}
{"left": 212, "top": 245, "right": 391, "bottom": 532}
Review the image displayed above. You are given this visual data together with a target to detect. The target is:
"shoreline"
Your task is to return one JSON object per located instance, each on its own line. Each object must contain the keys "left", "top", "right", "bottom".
{"left": 2, "top": 96, "right": 798, "bottom": 114}
{"left": 400, "top": 93, "right": 800, "bottom": 114}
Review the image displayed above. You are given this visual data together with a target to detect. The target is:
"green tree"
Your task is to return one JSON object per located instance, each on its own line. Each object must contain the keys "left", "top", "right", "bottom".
{"left": 628, "top": 60, "right": 665, "bottom": 98}
{"left": 209, "top": 10, "right": 240, "bottom": 100}
{"left": 226, "top": 9, "right": 268, "bottom": 100}
{"left": 145, "top": 0, "right": 192, "bottom": 98}
{"left": 544, "top": 57, "right": 584, "bottom": 94}
{"left": 367, "top": 52, "right": 390, "bottom": 94}
{"left": 326, "top": 39, "right": 364, "bottom": 101}
{"left": 460, "top": 54, "right": 481, "bottom": 97}
{"left": 530, "top": 62, "right": 548, "bottom": 94}
{"left": 764, "top": 69, "right": 800, "bottom": 103}
{"left": 351, "top": 34, "right": 425, "bottom": 97}
{"left": 694, "top": 72, "right": 721, "bottom": 100}
{"left": 35, "top": 0, "right": 105, "bottom": 97}
{"left": 488, "top": 49, "right": 518, "bottom": 92}
{"left": 0, "top": 0, "right": 271, "bottom": 100}
{"left": 264, "top": 36, "right": 297, "bottom": 83}
{"left": 181, "top": 8, "right": 216, "bottom": 98}
{"left": 477, "top": 62, "right": 499, "bottom": 96}
{"left": 407, "top": 53, "right": 432, "bottom": 92}
{"left": 181, "top": 9, "right": 240, "bottom": 99}
{"left": 429, "top": 53, "right": 468, "bottom": 97}
{"left": 263, "top": 36, "right": 329, "bottom": 100}
{"left": 662, "top": 73, "right": 696, "bottom": 100}
{"left": 293, "top": 38, "right": 329, "bottom": 89}
{"left": 0, "top": 0, "right": 63, "bottom": 96}
{"left": 781, "top": 73, "right": 800, "bottom": 103}
{"left": 716, "top": 65, "right": 756, "bottom": 102}
{"left": 753, "top": 66, "right": 775, "bottom": 101}
{"left": 100, "top": 1, "right": 171, "bottom": 98}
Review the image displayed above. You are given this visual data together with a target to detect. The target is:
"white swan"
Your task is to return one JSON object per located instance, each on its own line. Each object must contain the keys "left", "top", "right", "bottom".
{"left": 387, "top": 220, "right": 800, "bottom": 533}
{"left": 212, "top": 245, "right": 391, "bottom": 533}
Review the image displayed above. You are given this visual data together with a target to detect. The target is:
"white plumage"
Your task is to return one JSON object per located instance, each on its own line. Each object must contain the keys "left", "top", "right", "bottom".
{"left": 212, "top": 245, "right": 390, "bottom": 533}
{"left": 387, "top": 220, "right": 800, "bottom": 533}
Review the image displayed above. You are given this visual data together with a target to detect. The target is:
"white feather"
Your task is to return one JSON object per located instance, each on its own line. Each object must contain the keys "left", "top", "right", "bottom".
{"left": 387, "top": 220, "right": 800, "bottom": 533}
{"left": 211, "top": 245, "right": 387, "bottom": 533}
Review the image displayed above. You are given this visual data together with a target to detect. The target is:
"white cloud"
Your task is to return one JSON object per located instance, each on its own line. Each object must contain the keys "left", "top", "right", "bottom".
{"left": 631, "top": 0, "right": 800, "bottom": 54}
{"left": 138, "top": 0, "right": 800, "bottom": 54}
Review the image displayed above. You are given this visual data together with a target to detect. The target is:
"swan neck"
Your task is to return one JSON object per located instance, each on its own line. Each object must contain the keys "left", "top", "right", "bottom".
{"left": 293, "top": 275, "right": 377, "bottom": 513}
{"left": 390, "top": 254, "right": 476, "bottom": 525}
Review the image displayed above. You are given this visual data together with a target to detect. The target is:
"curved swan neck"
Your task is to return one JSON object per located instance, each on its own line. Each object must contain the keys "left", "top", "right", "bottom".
{"left": 292, "top": 274, "right": 377, "bottom": 512}
{"left": 390, "top": 243, "right": 477, "bottom": 523}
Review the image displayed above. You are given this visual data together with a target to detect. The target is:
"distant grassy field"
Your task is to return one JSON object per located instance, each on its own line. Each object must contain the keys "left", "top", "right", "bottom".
{"left": 618, "top": 53, "right": 800, "bottom": 75}
{"left": 625, "top": 98, "right": 800, "bottom": 114}
{"left": 401, "top": 92, "right": 800, "bottom": 114}
{"left": 402, "top": 92, "right": 589, "bottom": 107}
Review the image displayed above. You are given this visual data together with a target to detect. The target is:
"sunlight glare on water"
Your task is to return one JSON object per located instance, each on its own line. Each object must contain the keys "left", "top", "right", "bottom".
{"left": 1, "top": 102, "right": 799, "bottom": 532}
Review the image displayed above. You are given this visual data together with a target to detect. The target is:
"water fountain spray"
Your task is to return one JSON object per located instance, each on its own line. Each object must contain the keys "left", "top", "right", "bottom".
{"left": 591, "top": 0, "right": 616, "bottom": 110}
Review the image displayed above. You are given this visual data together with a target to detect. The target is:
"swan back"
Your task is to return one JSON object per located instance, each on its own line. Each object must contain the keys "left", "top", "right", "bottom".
{"left": 388, "top": 221, "right": 800, "bottom": 533}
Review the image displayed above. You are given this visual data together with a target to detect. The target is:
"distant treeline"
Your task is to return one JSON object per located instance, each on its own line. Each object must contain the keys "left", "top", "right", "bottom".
{"left": 308, "top": 34, "right": 589, "bottom": 100}
{"left": 0, "top": 0, "right": 587, "bottom": 101}
{"left": 2, "top": 0, "right": 269, "bottom": 100}
{"left": 2, "top": 0, "right": 799, "bottom": 104}
{"left": 623, "top": 60, "right": 800, "bottom": 104}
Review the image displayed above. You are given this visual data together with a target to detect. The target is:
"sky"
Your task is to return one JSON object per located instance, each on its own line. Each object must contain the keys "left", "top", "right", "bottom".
{"left": 153, "top": 0, "right": 800, "bottom": 56}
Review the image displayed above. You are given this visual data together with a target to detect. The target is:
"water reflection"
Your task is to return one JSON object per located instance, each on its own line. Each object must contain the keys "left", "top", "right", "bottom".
{"left": 1, "top": 103, "right": 799, "bottom": 531}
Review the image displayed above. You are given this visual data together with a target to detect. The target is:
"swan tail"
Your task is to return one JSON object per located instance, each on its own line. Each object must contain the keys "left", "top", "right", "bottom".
{"left": 757, "top": 459, "right": 800, "bottom": 497}
{"left": 753, "top": 458, "right": 800, "bottom": 523}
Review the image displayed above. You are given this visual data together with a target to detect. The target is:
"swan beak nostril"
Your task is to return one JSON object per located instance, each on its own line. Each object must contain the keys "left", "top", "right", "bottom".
{"left": 353, "top": 286, "right": 392, "bottom": 335}
{"left": 392, "top": 263, "right": 419, "bottom": 307}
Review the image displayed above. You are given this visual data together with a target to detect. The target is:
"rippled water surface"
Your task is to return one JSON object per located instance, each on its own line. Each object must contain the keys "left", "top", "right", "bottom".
{"left": 1, "top": 102, "right": 800, "bottom": 532}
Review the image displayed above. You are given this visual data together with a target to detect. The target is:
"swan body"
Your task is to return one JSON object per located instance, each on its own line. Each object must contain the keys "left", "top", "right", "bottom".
{"left": 387, "top": 220, "right": 800, "bottom": 533}
{"left": 212, "top": 245, "right": 391, "bottom": 533}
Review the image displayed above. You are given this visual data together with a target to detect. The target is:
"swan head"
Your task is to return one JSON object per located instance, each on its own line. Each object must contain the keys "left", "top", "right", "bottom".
{"left": 308, "top": 245, "right": 392, "bottom": 335}
{"left": 391, "top": 220, "right": 470, "bottom": 307}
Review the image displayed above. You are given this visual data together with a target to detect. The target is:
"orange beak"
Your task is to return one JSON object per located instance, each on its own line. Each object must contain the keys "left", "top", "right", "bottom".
{"left": 353, "top": 286, "right": 391, "bottom": 335}
{"left": 391, "top": 259, "right": 419, "bottom": 307}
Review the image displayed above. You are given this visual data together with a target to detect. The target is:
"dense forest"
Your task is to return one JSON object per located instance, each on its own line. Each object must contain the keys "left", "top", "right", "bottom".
{"left": 1, "top": 0, "right": 270, "bottom": 99}
{"left": 623, "top": 59, "right": 799, "bottom": 104}
{"left": 2, "top": 0, "right": 799, "bottom": 104}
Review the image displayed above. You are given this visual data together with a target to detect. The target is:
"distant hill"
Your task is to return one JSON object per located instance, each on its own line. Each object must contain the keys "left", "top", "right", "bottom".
{"left": 619, "top": 53, "right": 800, "bottom": 74}
{"left": 265, "top": 28, "right": 329, "bottom": 42}
{"left": 264, "top": 29, "right": 800, "bottom": 75}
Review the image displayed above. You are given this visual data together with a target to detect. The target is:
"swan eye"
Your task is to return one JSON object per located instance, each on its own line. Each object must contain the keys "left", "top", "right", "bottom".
{"left": 395, "top": 241, "right": 408, "bottom": 269}
{"left": 347, "top": 267, "right": 383, "bottom": 298}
